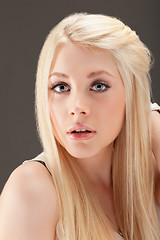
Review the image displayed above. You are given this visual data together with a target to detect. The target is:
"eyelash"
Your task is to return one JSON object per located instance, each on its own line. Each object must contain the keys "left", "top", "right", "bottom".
{"left": 49, "top": 80, "right": 111, "bottom": 94}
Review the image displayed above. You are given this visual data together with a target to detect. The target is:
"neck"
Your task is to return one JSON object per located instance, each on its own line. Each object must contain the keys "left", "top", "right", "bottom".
{"left": 75, "top": 143, "right": 113, "bottom": 187}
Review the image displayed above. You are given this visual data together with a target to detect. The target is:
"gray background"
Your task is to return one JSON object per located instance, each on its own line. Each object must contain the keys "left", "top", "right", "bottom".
{"left": 0, "top": 0, "right": 160, "bottom": 192}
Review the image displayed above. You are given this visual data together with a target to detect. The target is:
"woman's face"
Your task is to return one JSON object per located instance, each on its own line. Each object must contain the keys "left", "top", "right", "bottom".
{"left": 48, "top": 43, "right": 125, "bottom": 159}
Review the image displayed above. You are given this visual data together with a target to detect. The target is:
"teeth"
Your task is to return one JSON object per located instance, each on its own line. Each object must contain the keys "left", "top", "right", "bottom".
{"left": 73, "top": 129, "right": 90, "bottom": 133}
{"left": 75, "top": 129, "right": 87, "bottom": 132}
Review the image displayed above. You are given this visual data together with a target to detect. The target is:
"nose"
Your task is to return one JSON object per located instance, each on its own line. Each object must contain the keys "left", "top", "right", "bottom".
{"left": 68, "top": 94, "right": 90, "bottom": 117}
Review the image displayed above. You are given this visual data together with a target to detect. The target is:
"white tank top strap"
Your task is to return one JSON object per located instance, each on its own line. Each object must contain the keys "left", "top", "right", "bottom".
{"left": 22, "top": 152, "right": 51, "bottom": 175}
{"left": 22, "top": 152, "right": 46, "bottom": 164}
{"left": 151, "top": 103, "right": 160, "bottom": 112}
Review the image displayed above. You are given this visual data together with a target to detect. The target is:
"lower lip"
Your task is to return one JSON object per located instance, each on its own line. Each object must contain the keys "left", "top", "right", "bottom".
{"left": 67, "top": 132, "right": 96, "bottom": 140}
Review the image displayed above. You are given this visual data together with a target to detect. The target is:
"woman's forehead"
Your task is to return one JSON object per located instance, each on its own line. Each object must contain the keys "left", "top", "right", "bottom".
{"left": 49, "top": 42, "right": 117, "bottom": 75}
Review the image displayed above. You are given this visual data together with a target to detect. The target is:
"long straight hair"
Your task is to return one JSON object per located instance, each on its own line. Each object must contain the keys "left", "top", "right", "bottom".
{"left": 35, "top": 12, "right": 160, "bottom": 240}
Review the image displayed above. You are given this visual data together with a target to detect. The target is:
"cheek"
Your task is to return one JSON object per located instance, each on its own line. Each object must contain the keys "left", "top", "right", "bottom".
{"left": 49, "top": 104, "right": 66, "bottom": 147}
{"left": 97, "top": 89, "right": 126, "bottom": 134}
{"left": 48, "top": 98, "right": 60, "bottom": 133}
{"left": 49, "top": 97, "right": 64, "bottom": 124}
{"left": 49, "top": 105, "right": 62, "bottom": 129}
{"left": 49, "top": 98, "right": 68, "bottom": 138}
{"left": 110, "top": 93, "right": 126, "bottom": 134}
{"left": 108, "top": 103, "right": 125, "bottom": 130}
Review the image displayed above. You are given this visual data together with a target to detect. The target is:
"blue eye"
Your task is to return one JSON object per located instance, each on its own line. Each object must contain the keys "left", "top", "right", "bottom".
{"left": 50, "top": 83, "right": 69, "bottom": 93}
{"left": 91, "top": 82, "right": 110, "bottom": 92}
{"left": 49, "top": 81, "right": 110, "bottom": 94}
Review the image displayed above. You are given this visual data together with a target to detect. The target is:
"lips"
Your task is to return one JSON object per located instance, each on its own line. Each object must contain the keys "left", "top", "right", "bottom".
{"left": 67, "top": 124, "right": 96, "bottom": 133}
{"left": 67, "top": 124, "right": 96, "bottom": 140}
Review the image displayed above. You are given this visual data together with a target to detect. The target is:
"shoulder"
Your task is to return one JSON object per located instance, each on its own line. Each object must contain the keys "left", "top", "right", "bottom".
{"left": 1, "top": 159, "right": 58, "bottom": 202}
{"left": 0, "top": 160, "right": 59, "bottom": 239}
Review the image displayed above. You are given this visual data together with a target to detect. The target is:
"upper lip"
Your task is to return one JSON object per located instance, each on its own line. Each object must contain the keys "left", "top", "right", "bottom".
{"left": 67, "top": 124, "right": 96, "bottom": 133}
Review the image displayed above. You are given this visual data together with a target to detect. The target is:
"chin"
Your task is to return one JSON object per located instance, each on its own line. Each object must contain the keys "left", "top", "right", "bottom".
{"left": 66, "top": 148, "right": 96, "bottom": 159}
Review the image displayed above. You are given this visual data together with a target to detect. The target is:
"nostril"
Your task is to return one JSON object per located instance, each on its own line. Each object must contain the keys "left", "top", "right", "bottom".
{"left": 70, "top": 111, "right": 86, "bottom": 115}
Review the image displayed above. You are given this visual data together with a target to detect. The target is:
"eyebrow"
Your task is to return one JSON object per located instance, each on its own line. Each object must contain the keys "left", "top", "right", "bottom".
{"left": 49, "top": 70, "right": 114, "bottom": 79}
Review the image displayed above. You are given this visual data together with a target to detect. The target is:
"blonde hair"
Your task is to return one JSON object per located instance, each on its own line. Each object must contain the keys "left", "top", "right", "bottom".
{"left": 35, "top": 12, "right": 160, "bottom": 240}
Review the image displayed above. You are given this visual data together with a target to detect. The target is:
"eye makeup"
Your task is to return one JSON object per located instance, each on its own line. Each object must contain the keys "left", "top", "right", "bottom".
{"left": 48, "top": 79, "right": 111, "bottom": 94}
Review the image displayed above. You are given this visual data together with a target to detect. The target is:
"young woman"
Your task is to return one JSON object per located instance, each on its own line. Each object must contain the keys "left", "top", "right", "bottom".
{"left": 0, "top": 12, "right": 160, "bottom": 240}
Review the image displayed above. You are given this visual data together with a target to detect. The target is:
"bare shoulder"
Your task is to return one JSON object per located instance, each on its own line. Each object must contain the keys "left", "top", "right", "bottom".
{"left": 0, "top": 161, "right": 59, "bottom": 240}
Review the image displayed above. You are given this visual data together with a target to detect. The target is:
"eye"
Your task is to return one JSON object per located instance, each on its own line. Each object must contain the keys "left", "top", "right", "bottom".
{"left": 91, "top": 81, "right": 110, "bottom": 92}
{"left": 49, "top": 83, "right": 70, "bottom": 93}
{"left": 49, "top": 80, "right": 110, "bottom": 94}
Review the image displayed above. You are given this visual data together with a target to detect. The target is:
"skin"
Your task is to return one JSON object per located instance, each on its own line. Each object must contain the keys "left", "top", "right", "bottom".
{"left": 48, "top": 42, "right": 126, "bottom": 188}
